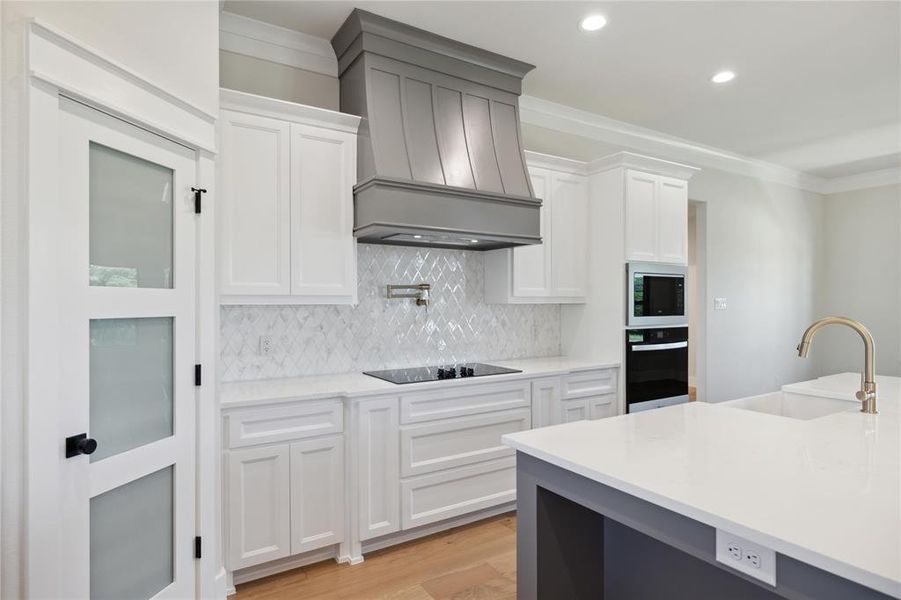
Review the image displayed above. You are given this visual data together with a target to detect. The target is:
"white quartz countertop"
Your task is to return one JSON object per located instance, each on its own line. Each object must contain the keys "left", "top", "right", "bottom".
{"left": 503, "top": 373, "right": 901, "bottom": 598}
{"left": 219, "top": 356, "right": 620, "bottom": 408}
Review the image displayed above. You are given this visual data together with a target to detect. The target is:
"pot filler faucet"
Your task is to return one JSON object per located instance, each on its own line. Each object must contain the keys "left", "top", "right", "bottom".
{"left": 797, "top": 316, "right": 877, "bottom": 414}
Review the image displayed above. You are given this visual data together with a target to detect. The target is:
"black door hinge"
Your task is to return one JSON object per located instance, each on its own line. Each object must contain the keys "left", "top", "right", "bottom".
{"left": 194, "top": 536, "right": 202, "bottom": 559}
{"left": 191, "top": 187, "right": 207, "bottom": 214}
{"left": 194, "top": 364, "right": 202, "bottom": 387}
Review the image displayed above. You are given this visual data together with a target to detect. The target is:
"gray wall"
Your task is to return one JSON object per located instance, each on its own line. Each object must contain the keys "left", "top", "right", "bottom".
{"left": 219, "top": 50, "right": 339, "bottom": 110}
{"left": 689, "top": 168, "right": 825, "bottom": 401}
{"left": 815, "top": 184, "right": 900, "bottom": 377}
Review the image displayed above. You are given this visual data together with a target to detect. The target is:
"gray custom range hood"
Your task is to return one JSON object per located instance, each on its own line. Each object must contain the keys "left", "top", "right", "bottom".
{"left": 331, "top": 10, "right": 541, "bottom": 250}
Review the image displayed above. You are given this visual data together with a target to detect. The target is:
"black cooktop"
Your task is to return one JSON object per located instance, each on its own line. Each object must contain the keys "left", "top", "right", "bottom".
{"left": 363, "top": 362, "right": 522, "bottom": 384}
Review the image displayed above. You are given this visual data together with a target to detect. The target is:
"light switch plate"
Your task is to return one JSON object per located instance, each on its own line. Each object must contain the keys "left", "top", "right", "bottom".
{"left": 716, "top": 529, "right": 776, "bottom": 586}
{"left": 714, "top": 297, "right": 728, "bottom": 310}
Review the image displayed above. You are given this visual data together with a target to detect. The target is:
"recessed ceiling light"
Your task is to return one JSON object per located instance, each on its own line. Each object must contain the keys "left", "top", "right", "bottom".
{"left": 413, "top": 234, "right": 422, "bottom": 239}
{"left": 579, "top": 14, "right": 607, "bottom": 32}
{"left": 470, "top": 239, "right": 480, "bottom": 244}
{"left": 711, "top": 70, "right": 736, "bottom": 84}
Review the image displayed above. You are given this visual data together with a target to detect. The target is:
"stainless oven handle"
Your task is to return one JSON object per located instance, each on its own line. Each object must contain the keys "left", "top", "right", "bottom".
{"left": 631, "top": 341, "right": 688, "bottom": 352}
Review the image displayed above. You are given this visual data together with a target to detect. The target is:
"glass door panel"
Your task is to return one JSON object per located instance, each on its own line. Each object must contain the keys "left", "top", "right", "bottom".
{"left": 90, "top": 466, "right": 174, "bottom": 600}
{"left": 89, "top": 143, "right": 174, "bottom": 288}
{"left": 89, "top": 317, "right": 174, "bottom": 462}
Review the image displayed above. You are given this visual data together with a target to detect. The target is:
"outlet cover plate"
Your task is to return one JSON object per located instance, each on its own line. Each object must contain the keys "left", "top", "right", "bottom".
{"left": 715, "top": 529, "right": 776, "bottom": 586}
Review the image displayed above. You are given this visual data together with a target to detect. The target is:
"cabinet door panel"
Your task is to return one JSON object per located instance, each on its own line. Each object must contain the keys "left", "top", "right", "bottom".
{"left": 290, "top": 436, "right": 345, "bottom": 554}
{"left": 357, "top": 398, "right": 400, "bottom": 541}
{"left": 625, "top": 170, "right": 658, "bottom": 262}
{"left": 550, "top": 173, "right": 588, "bottom": 297}
{"left": 657, "top": 176, "right": 688, "bottom": 264}
{"left": 512, "top": 168, "right": 551, "bottom": 297}
{"left": 227, "top": 445, "right": 290, "bottom": 569}
{"left": 219, "top": 111, "right": 291, "bottom": 295}
{"left": 290, "top": 124, "right": 357, "bottom": 300}
{"left": 531, "top": 377, "right": 561, "bottom": 429}
{"left": 589, "top": 393, "right": 618, "bottom": 420}
{"left": 559, "top": 398, "right": 589, "bottom": 423}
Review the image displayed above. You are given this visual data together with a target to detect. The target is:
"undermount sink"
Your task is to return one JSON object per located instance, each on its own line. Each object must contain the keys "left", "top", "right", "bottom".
{"left": 721, "top": 391, "right": 859, "bottom": 420}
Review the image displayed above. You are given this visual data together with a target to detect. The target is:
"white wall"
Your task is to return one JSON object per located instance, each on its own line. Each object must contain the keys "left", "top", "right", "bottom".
{"left": 814, "top": 184, "right": 901, "bottom": 376}
{"left": 3, "top": 1, "right": 219, "bottom": 114}
{"left": 220, "top": 50, "right": 339, "bottom": 110}
{"left": 1, "top": 3, "right": 219, "bottom": 597}
{"left": 689, "top": 168, "right": 825, "bottom": 402}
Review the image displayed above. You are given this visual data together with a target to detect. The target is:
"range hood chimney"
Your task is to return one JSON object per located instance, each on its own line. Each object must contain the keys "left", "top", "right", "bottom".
{"left": 331, "top": 10, "right": 541, "bottom": 250}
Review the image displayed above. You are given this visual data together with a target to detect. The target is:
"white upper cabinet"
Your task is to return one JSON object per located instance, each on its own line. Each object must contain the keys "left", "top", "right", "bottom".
{"left": 624, "top": 169, "right": 659, "bottom": 262}
{"left": 510, "top": 168, "right": 552, "bottom": 298}
{"left": 549, "top": 173, "right": 589, "bottom": 297}
{"left": 619, "top": 156, "right": 696, "bottom": 265}
{"left": 655, "top": 176, "right": 689, "bottom": 264}
{"left": 289, "top": 123, "right": 357, "bottom": 299}
{"left": 219, "top": 111, "right": 291, "bottom": 295}
{"left": 218, "top": 89, "right": 361, "bottom": 304}
{"left": 485, "top": 155, "right": 589, "bottom": 304}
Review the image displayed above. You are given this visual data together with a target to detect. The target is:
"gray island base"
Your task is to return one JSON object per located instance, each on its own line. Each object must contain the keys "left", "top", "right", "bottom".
{"left": 515, "top": 452, "right": 893, "bottom": 600}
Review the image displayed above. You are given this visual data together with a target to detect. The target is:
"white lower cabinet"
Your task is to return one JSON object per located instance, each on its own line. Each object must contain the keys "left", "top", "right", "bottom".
{"left": 290, "top": 436, "right": 345, "bottom": 554}
{"left": 224, "top": 366, "right": 620, "bottom": 578}
{"left": 589, "top": 393, "right": 618, "bottom": 420}
{"left": 356, "top": 397, "right": 401, "bottom": 541}
{"left": 401, "top": 457, "right": 517, "bottom": 529}
{"left": 227, "top": 445, "right": 291, "bottom": 569}
{"left": 531, "top": 377, "right": 561, "bottom": 428}
{"left": 559, "top": 397, "right": 590, "bottom": 423}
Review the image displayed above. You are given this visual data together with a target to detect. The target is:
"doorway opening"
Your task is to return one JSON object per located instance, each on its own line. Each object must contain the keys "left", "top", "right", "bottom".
{"left": 688, "top": 200, "right": 707, "bottom": 402}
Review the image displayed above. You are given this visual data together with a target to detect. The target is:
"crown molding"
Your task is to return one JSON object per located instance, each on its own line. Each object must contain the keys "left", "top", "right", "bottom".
{"left": 220, "top": 88, "right": 360, "bottom": 133}
{"left": 588, "top": 152, "right": 700, "bottom": 180}
{"left": 519, "top": 95, "right": 826, "bottom": 193}
{"left": 219, "top": 11, "right": 338, "bottom": 77}
{"left": 523, "top": 150, "right": 589, "bottom": 174}
{"left": 818, "top": 167, "right": 901, "bottom": 195}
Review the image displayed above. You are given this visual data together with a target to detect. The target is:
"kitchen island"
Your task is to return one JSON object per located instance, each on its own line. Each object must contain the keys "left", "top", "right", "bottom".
{"left": 503, "top": 373, "right": 900, "bottom": 599}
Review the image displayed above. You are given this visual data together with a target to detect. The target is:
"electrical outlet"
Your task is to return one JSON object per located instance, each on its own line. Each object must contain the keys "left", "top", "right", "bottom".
{"left": 714, "top": 297, "right": 728, "bottom": 310}
{"left": 259, "top": 335, "right": 273, "bottom": 356}
{"left": 716, "top": 529, "right": 776, "bottom": 586}
{"left": 727, "top": 544, "right": 742, "bottom": 561}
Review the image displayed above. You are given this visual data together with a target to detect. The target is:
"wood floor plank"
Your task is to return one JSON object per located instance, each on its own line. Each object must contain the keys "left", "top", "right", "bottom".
{"left": 420, "top": 563, "right": 501, "bottom": 599}
{"left": 234, "top": 514, "right": 517, "bottom": 600}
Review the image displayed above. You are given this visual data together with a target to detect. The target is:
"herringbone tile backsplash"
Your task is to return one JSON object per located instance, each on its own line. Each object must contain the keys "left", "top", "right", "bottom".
{"left": 220, "top": 244, "right": 561, "bottom": 382}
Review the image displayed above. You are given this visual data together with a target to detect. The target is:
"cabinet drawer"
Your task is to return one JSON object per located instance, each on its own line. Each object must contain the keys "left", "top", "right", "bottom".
{"left": 226, "top": 400, "right": 343, "bottom": 448}
{"left": 563, "top": 369, "right": 616, "bottom": 399}
{"left": 400, "top": 380, "right": 530, "bottom": 424}
{"left": 589, "top": 393, "right": 618, "bottom": 420}
{"left": 400, "top": 457, "right": 516, "bottom": 530}
{"left": 400, "top": 409, "right": 530, "bottom": 477}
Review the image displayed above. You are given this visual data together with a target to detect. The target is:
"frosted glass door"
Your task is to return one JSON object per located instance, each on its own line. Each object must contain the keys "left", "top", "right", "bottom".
{"left": 57, "top": 98, "right": 197, "bottom": 599}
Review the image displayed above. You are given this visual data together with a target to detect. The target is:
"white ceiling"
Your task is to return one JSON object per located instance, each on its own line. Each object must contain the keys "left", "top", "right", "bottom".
{"left": 224, "top": 1, "right": 901, "bottom": 177}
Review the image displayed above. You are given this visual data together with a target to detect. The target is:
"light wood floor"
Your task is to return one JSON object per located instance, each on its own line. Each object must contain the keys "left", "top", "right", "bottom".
{"left": 234, "top": 513, "right": 517, "bottom": 600}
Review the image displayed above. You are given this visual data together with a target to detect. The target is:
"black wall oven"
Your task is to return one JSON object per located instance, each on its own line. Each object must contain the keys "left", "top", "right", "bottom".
{"left": 627, "top": 262, "right": 687, "bottom": 327}
{"left": 626, "top": 327, "right": 689, "bottom": 413}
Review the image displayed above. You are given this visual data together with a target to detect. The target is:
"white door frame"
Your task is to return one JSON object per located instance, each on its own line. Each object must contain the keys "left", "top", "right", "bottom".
{"left": 16, "top": 20, "right": 222, "bottom": 599}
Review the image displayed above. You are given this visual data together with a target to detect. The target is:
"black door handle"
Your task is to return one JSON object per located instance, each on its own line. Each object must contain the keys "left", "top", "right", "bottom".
{"left": 65, "top": 433, "right": 98, "bottom": 458}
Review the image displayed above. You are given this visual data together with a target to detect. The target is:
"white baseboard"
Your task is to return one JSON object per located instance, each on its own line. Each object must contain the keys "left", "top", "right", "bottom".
{"left": 232, "top": 546, "right": 339, "bottom": 586}
{"left": 362, "top": 502, "right": 516, "bottom": 555}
